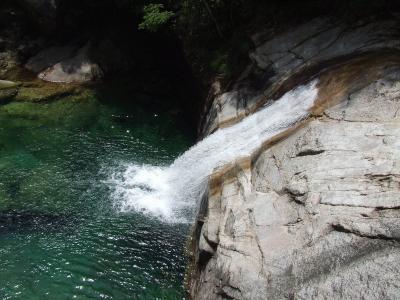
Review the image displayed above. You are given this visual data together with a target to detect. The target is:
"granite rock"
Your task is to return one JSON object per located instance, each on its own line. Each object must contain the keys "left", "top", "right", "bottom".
{"left": 190, "top": 16, "right": 400, "bottom": 299}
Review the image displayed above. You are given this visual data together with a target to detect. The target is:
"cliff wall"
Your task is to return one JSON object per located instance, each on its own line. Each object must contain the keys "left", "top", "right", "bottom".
{"left": 189, "top": 15, "right": 400, "bottom": 300}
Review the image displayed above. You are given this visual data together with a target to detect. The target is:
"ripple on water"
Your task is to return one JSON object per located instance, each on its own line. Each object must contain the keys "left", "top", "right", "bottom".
{"left": 0, "top": 94, "right": 192, "bottom": 299}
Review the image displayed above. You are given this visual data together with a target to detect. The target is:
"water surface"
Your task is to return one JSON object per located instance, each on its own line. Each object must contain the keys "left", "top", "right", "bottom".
{"left": 0, "top": 92, "right": 192, "bottom": 299}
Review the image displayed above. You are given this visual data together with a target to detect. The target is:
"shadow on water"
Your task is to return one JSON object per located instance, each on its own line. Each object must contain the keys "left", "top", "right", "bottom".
{"left": 0, "top": 210, "right": 76, "bottom": 234}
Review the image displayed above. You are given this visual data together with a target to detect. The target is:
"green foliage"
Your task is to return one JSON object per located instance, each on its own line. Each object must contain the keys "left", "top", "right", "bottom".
{"left": 175, "top": 0, "right": 257, "bottom": 84}
{"left": 138, "top": 3, "right": 175, "bottom": 32}
{"left": 210, "top": 52, "right": 228, "bottom": 75}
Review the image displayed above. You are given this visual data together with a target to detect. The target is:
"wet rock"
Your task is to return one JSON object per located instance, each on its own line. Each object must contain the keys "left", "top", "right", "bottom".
{"left": 190, "top": 14, "right": 400, "bottom": 298}
{"left": 200, "top": 17, "right": 400, "bottom": 136}
{"left": 190, "top": 65, "right": 400, "bottom": 300}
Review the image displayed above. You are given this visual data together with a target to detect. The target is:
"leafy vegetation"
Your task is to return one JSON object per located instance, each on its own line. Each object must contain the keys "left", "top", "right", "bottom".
{"left": 134, "top": 0, "right": 397, "bottom": 87}
{"left": 138, "top": 3, "right": 175, "bottom": 32}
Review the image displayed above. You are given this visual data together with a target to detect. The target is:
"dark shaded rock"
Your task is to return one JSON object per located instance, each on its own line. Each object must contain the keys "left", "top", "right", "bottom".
{"left": 25, "top": 42, "right": 103, "bottom": 83}
{"left": 25, "top": 45, "right": 78, "bottom": 73}
{"left": 16, "top": 0, "right": 60, "bottom": 33}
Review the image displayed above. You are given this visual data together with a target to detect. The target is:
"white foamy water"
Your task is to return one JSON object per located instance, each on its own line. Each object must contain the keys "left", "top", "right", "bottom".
{"left": 108, "top": 80, "right": 319, "bottom": 222}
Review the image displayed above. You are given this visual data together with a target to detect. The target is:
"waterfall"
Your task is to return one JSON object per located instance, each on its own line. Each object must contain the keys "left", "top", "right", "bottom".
{"left": 108, "top": 80, "right": 319, "bottom": 222}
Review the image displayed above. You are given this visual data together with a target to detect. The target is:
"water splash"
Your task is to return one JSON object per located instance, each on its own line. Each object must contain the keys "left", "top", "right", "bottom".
{"left": 108, "top": 80, "right": 319, "bottom": 222}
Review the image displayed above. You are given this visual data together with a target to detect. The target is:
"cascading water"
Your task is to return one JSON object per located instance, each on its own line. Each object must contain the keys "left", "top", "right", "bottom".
{"left": 109, "top": 80, "right": 319, "bottom": 222}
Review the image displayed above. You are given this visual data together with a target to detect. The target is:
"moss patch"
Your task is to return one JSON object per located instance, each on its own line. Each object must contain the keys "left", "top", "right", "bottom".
{"left": 0, "top": 89, "right": 98, "bottom": 129}
{"left": 1, "top": 66, "right": 81, "bottom": 103}
{"left": 0, "top": 80, "right": 20, "bottom": 102}
{"left": 15, "top": 85, "right": 79, "bottom": 102}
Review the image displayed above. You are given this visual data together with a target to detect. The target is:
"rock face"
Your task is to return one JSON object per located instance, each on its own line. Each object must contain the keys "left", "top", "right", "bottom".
{"left": 25, "top": 43, "right": 103, "bottom": 83}
{"left": 189, "top": 16, "right": 400, "bottom": 300}
{"left": 16, "top": 0, "right": 59, "bottom": 32}
{"left": 199, "top": 17, "right": 400, "bottom": 136}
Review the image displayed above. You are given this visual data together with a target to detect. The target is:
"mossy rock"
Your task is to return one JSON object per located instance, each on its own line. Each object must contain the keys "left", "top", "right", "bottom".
{"left": 0, "top": 80, "right": 19, "bottom": 89}
{"left": 0, "top": 89, "right": 99, "bottom": 129}
{"left": 14, "top": 84, "right": 78, "bottom": 102}
{"left": 3, "top": 66, "right": 81, "bottom": 102}
{"left": 0, "top": 51, "right": 19, "bottom": 78}
{"left": 0, "top": 80, "right": 20, "bottom": 103}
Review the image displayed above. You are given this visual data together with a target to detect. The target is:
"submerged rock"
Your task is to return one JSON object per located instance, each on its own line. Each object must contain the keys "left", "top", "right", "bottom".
{"left": 0, "top": 210, "right": 72, "bottom": 233}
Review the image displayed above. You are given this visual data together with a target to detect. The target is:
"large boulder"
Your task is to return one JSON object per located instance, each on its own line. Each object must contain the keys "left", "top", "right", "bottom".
{"left": 25, "top": 45, "right": 78, "bottom": 74}
{"left": 25, "top": 43, "right": 103, "bottom": 83}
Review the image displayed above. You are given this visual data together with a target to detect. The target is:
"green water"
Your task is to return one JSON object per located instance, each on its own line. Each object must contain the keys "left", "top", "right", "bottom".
{"left": 0, "top": 92, "right": 193, "bottom": 299}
